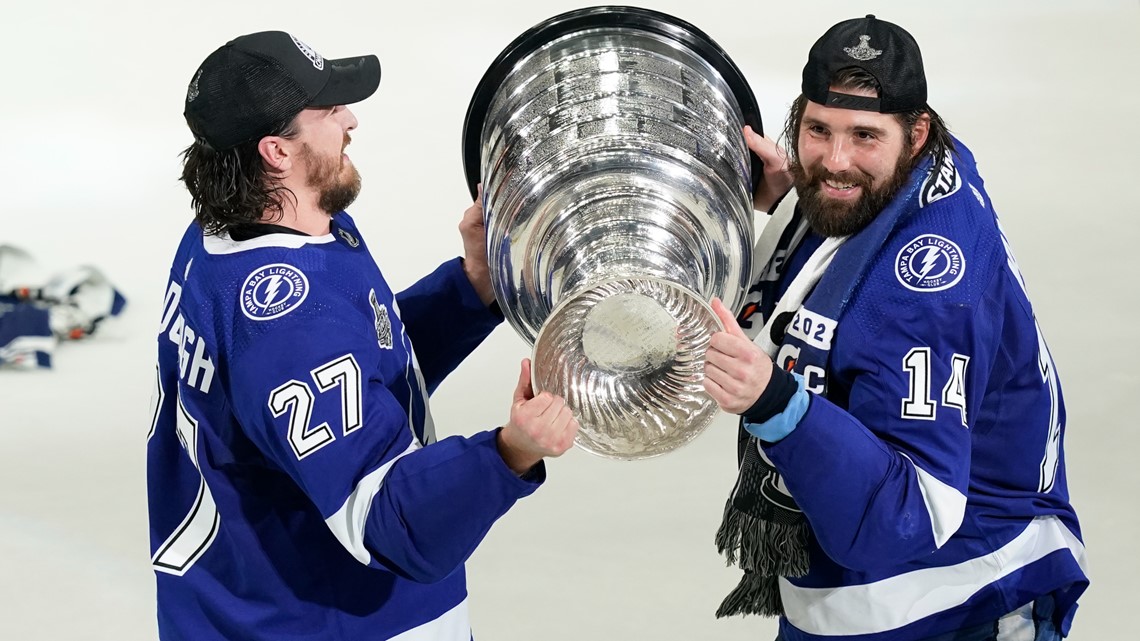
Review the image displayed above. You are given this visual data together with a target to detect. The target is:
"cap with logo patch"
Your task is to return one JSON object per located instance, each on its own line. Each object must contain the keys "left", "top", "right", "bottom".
{"left": 184, "top": 31, "right": 381, "bottom": 150}
{"left": 802, "top": 15, "right": 926, "bottom": 114}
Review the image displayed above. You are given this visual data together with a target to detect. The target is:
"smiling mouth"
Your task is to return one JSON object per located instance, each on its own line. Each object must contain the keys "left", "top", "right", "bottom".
{"left": 824, "top": 178, "right": 858, "bottom": 191}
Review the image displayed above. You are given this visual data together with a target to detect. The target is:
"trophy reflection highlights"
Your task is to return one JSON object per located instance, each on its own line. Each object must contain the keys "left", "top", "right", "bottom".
{"left": 463, "top": 6, "right": 762, "bottom": 459}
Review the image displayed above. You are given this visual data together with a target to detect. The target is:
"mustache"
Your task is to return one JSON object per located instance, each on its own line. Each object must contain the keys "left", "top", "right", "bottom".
{"left": 800, "top": 164, "right": 873, "bottom": 189}
{"left": 342, "top": 133, "right": 352, "bottom": 152}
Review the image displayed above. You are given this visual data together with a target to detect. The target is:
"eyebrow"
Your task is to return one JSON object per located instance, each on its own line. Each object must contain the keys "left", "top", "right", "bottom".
{"left": 803, "top": 117, "right": 891, "bottom": 138}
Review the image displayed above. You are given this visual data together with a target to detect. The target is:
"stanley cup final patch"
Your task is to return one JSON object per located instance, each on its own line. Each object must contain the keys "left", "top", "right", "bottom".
{"left": 369, "top": 289, "right": 393, "bottom": 349}
{"left": 844, "top": 35, "right": 882, "bottom": 61}
{"left": 240, "top": 264, "right": 310, "bottom": 320}
{"left": 895, "top": 235, "right": 966, "bottom": 292}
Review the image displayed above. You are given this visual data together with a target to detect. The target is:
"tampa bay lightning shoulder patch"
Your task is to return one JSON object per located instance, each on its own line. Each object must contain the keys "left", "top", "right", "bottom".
{"left": 895, "top": 234, "right": 965, "bottom": 292}
{"left": 240, "top": 264, "right": 309, "bottom": 320}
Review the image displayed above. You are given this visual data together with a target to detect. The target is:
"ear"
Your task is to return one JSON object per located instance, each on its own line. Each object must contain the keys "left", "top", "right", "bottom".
{"left": 910, "top": 113, "right": 931, "bottom": 157}
{"left": 258, "top": 136, "right": 294, "bottom": 173}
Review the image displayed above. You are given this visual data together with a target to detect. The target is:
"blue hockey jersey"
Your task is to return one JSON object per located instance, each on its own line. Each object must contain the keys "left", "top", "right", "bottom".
{"left": 146, "top": 212, "right": 540, "bottom": 640}
{"left": 756, "top": 143, "right": 1088, "bottom": 639}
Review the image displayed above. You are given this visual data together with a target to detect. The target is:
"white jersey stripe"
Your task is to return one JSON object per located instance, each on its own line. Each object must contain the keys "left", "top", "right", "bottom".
{"left": 325, "top": 440, "right": 421, "bottom": 564}
{"left": 202, "top": 231, "right": 336, "bottom": 255}
{"left": 780, "top": 515, "right": 1087, "bottom": 636}
{"left": 996, "top": 601, "right": 1035, "bottom": 641}
{"left": 152, "top": 398, "right": 220, "bottom": 575}
{"left": 902, "top": 453, "right": 967, "bottom": 548}
{"left": 389, "top": 599, "right": 471, "bottom": 641}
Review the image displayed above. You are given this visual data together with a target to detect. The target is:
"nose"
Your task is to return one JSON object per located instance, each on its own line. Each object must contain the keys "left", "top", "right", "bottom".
{"left": 821, "top": 137, "right": 852, "bottom": 174}
{"left": 341, "top": 106, "right": 358, "bottom": 132}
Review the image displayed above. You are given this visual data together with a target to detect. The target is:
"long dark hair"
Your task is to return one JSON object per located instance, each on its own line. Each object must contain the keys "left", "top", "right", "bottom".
{"left": 782, "top": 67, "right": 954, "bottom": 168}
{"left": 179, "top": 118, "right": 300, "bottom": 235}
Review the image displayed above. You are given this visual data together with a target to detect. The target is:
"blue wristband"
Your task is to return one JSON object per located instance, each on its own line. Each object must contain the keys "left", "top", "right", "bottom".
{"left": 743, "top": 373, "right": 810, "bottom": 443}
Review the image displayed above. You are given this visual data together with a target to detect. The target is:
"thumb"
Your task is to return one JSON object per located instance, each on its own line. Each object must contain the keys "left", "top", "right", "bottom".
{"left": 744, "top": 126, "right": 788, "bottom": 169}
{"left": 710, "top": 297, "right": 748, "bottom": 339}
{"left": 513, "top": 358, "right": 534, "bottom": 404}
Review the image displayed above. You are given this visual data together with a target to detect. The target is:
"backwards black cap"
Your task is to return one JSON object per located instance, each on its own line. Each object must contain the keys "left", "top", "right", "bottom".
{"left": 802, "top": 15, "right": 926, "bottom": 113}
{"left": 184, "top": 31, "right": 381, "bottom": 150}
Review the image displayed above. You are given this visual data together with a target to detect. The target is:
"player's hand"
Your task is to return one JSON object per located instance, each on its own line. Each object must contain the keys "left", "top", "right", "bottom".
{"left": 703, "top": 297, "right": 774, "bottom": 414}
{"left": 745, "top": 126, "right": 793, "bottom": 214}
{"left": 459, "top": 183, "right": 495, "bottom": 306}
{"left": 497, "top": 358, "right": 579, "bottom": 475}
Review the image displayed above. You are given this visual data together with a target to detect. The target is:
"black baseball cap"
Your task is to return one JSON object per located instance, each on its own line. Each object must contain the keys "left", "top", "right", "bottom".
{"left": 802, "top": 15, "right": 926, "bottom": 113}
{"left": 184, "top": 31, "right": 381, "bottom": 150}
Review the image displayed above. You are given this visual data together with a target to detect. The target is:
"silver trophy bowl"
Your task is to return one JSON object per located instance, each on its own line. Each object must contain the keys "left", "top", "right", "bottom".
{"left": 463, "top": 6, "right": 762, "bottom": 460}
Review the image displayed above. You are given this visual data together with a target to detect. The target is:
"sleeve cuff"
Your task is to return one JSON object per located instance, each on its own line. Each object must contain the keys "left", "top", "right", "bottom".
{"left": 487, "top": 428, "right": 546, "bottom": 491}
{"left": 450, "top": 258, "right": 503, "bottom": 322}
{"left": 743, "top": 373, "right": 811, "bottom": 443}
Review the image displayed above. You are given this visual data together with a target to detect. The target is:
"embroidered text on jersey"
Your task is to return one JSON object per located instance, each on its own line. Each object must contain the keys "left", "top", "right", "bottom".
{"left": 920, "top": 152, "right": 962, "bottom": 208}
{"left": 895, "top": 235, "right": 965, "bottom": 292}
{"left": 241, "top": 264, "right": 309, "bottom": 320}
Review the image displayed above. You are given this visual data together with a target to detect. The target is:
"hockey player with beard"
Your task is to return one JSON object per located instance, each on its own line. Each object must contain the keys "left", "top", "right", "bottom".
{"left": 703, "top": 15, "right": 1088, "bottom": 641}
{"left": 148, "top": 31, "right": 578, "bottom": 641}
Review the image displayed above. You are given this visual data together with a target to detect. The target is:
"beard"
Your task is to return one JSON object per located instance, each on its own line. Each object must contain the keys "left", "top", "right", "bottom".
{"left": 789, "top": 145, "right": 915, "bottom": 238}
{"left": 299, "top": 137, "right": 362, "bottom": 215}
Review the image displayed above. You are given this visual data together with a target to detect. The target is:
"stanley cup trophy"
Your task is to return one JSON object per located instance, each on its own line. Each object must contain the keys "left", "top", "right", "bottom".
{"left": 463, "top": 6, "right": 763, "bottom": 460}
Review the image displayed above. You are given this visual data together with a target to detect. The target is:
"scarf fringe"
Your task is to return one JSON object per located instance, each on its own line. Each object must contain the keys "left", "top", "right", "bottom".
{"left": 715, "top": 572, "right": 783, "bottom": 618}
{"left": 714, "top": 497, "right": 745, "bottom": 565}
{"left": 715, "top": 499, "right": 811, "bottom": 577}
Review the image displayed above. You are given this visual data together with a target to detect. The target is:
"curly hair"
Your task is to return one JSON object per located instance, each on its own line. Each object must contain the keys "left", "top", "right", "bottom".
{"left": 179, "top": 117, "right": 300, "bottom": 235}
{"left": 782, "top": 67, "right": 954, "bottom": 168}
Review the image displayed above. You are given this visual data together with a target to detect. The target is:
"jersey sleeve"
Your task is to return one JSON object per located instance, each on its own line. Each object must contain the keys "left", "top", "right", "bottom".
{"left": 227, "top": 282, "right": 537, "bottom": 583}
{"left": 395, "top": 257, "right": 501, "bottom": 393}
{"left": 763, "top": 282, "right": 1000, "bottom": 571}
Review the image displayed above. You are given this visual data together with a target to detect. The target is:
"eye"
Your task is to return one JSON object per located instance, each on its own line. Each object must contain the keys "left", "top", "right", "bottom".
{"left": 807, "top": 124, "right": 828, "bottom": 137}
{"left": 855, "top": 130, "right": 877, "bottom": 141}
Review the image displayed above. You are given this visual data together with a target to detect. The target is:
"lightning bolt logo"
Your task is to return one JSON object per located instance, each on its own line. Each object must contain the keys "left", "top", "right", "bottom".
{"left": 916, "top": 246, "right": 943, "bottom": 281}
{"left": 260, "top": 275, "right": 285, "bottom": 312}
{"left": 894, "top": 234, "right": 966, "bottom": 293}
{"left": 240, "top": 264, "right": 310, "bottom": 321}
